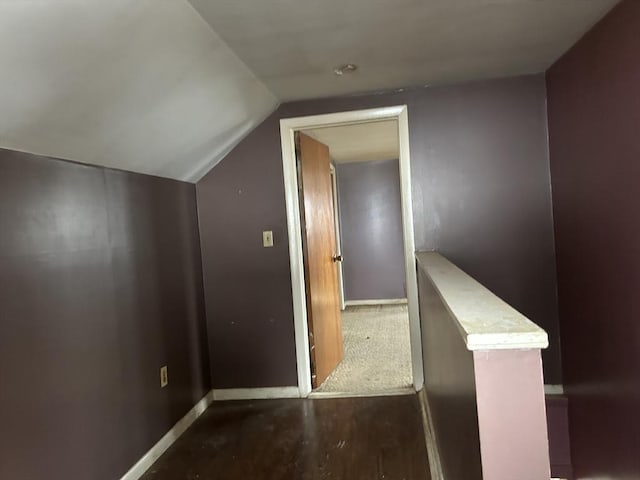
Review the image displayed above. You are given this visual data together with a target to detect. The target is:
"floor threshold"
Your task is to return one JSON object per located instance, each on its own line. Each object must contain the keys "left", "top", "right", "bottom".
{"left": 308, "top": 387, "right": 416, "bottom": 399}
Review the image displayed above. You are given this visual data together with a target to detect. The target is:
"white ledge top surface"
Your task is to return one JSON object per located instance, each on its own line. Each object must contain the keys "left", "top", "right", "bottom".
{"left": 416, "top": 252, "right": 549, "bottom": 351}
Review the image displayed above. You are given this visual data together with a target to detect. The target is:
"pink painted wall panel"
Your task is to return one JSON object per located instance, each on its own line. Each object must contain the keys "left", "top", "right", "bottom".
{"left": 473, "top": 349, "right": 550, "bottom": 480}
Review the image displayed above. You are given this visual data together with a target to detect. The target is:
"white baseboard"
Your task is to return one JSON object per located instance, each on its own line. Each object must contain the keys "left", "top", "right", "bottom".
{"left": 544, "top": 384, "right": 564, "bottom": 395}
{"left": 345, "top": 298, "right": 408, "bottom": 307}
{"left": 120, "top": 390, "right": 215, "bottom": 480}
{"left": 418, "top": 389, "right": 444, "bottom": 480}
{"left": 212, "top": 386, "right": 301, "bottom": 401}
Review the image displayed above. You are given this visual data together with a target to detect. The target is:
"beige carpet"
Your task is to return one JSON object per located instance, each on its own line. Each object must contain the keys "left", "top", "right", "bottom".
{"left": 315, "top": 304, "right": 413, "bottom": 394}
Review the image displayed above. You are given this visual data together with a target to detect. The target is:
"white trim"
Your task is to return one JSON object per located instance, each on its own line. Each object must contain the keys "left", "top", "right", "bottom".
{"left": 329, "top": 164, "right": 346, "bottom": 310}
{"left": 344, "top": 298, "right": 408, "bottom": 307}
{"left": 120, "top": 390, "right": 214, "bottom": 480}
{"left": 309, "top": 387, "right": 415, "bottom": 399}
{"left": 280, "top": 115, "right": 312, "bottom": 397}
{"left": 418, "top": 389, "right": 445, "bottom": 480}
{"left": 416, "top": 252, "right": 549, "bottom": 351}
{"left": 280, "top": 106, "right": 424, "bottom": 397}
{"left": 212, "top": 387, "right": 301, "bottom": 401}
{"left": 398, "top": 107, "right": 424, "bottom": 391}
{"left": 544, "top": 384, "right": 564, "bottom": 395}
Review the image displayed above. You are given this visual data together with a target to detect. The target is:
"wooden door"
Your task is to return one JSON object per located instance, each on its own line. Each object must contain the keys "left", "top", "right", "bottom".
{"left": 297, "top": 133, "right": 344, "bottom": 388}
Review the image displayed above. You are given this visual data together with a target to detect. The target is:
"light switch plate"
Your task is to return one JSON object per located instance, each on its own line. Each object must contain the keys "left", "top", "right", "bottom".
{"left": 160, "top": 366, "right": 168, "bottom": 388}
{"left": 263, "top": 230, "right": 274, "bottom": 247}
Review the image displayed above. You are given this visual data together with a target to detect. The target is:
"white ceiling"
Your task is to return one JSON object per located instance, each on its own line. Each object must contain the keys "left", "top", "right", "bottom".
{"left": 0, "top": 0, "right": 620, "bottom": 181}
{"left": 190, "top": 0, "right": 619, "bottom": 100}
{"left": 0, "top": 0, "right": 277, "bottom": 182}
{"left": 304, "top": 120, "right": 399, "bottom": 164}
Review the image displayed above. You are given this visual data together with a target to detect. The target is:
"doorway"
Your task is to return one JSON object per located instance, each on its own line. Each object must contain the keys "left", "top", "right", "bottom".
{"left": 280, "top": 106, "right": 423, "bottom": 398}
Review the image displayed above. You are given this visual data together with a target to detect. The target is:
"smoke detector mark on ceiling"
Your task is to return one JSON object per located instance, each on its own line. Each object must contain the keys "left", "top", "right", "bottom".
{"left": 333, "top": 64, "right": 358, "bottom": 76}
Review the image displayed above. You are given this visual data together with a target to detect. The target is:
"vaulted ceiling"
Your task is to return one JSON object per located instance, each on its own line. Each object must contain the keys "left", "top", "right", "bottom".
{"left": 0, "top": 0, "right": 620, "bottom": 181}
{"left": 0, "top": 0, "right": 277, "bottom": 182}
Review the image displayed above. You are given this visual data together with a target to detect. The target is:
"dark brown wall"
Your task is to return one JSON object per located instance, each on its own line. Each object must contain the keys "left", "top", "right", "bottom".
{"left": 197, "top": 73, "right": 562, "bottom": 388}
{"left": 0, "top": 149, "right": 210, "bottom": 480}
{"left": 336, "top": 159, "right": 406, "bottom": 301}
{"left": 546, "top": 1, "right": 640, "bottom": 477}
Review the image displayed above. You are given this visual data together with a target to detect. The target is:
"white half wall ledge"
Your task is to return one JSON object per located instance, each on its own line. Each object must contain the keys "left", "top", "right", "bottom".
{"left": 0, "top": 0, "right": 278, "bottom": 182}
{"left": 416, "top": 252, "right": 549, "bottom": 351}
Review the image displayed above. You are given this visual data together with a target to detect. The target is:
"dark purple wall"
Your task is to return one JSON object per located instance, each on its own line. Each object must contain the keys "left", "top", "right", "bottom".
{"left": 0, "top": 149, "right": 210, "bottom": 480}
{"left": 197, "top": 73, "right": 562, "bottom": 388}
{"left": 195, "top": 113, "right": 298, "bottom": 389}
{"left": 546, "top": 396, "right": 572, "bottom": 479}
{"left": 336, "top": 159, "right": 406, "bottom": 301}
{"left": 546, "top": 1, "right": 640, "bottom": 477}
{"left": 417, "top": 265, "right": 482, "bottom": 479}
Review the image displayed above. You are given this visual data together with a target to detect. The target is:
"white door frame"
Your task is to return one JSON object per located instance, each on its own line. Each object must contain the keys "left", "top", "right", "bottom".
{"left": 329, "top": 164, "right": 346, "bottom": 310}
{"left": 279, "top": 105, "right": 423, "bottom": 398}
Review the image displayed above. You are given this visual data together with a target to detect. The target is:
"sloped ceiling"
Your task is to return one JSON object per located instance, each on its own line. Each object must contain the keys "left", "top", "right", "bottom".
{"left": 0, "top": 0, "right": 278, "bottom": 182}
{"left": 0, "top": 0, "right": 620, "bottom": 181}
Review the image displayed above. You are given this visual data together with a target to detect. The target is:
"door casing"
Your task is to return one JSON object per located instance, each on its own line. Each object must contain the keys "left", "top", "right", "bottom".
{"left": 279, "top": 106, "right": 423, "bottom": 397}
{"left": 329, "top": 164, "right": 346, "bottom": 311}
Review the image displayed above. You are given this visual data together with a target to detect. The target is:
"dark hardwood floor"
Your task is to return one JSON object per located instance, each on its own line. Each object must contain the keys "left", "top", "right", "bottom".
{"left": 140, "top": 394, "right": 431, "bottom": 480}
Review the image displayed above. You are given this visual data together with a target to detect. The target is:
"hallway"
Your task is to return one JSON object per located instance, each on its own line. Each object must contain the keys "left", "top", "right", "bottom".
{"left": 316, "top": 305, "right": 413, "bottom": 394}
{"left": 140, "top": 395, "right": 430, "bottom": 480}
